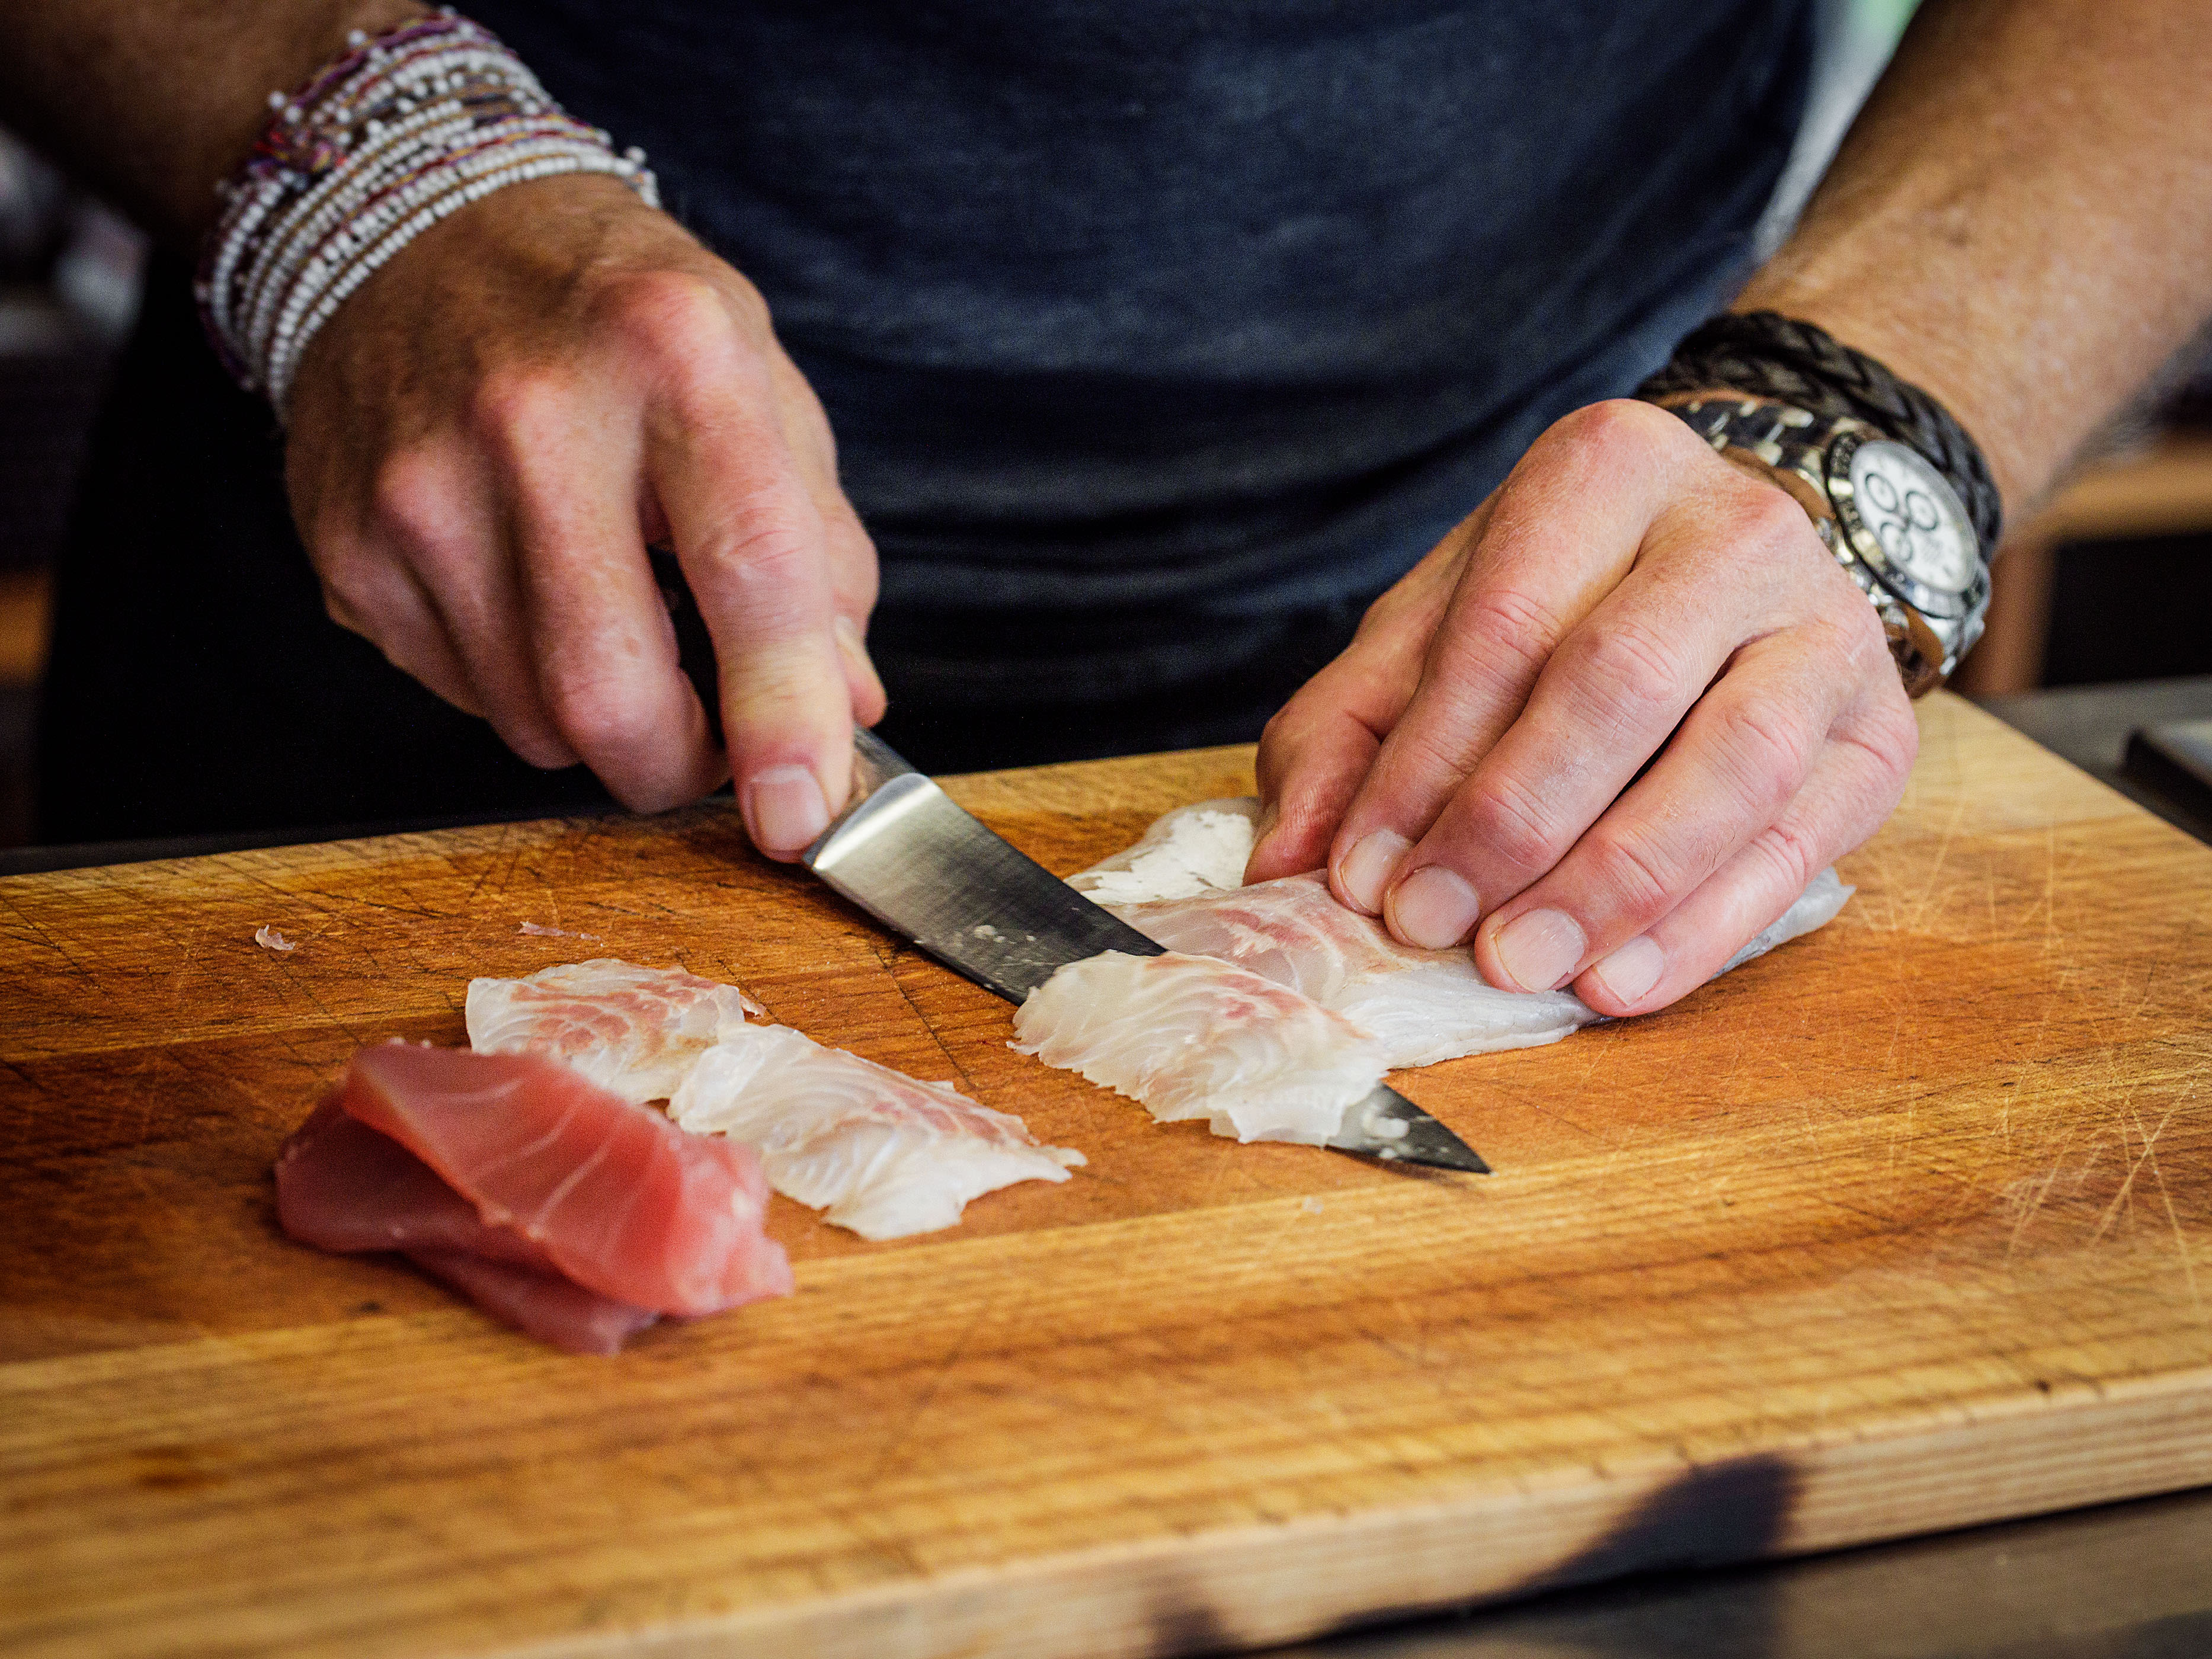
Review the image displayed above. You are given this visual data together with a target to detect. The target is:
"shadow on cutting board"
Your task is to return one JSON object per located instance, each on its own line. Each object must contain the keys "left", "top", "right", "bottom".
{"left": 1273, "top": 1469, "right": 2212, "bottom": 1659}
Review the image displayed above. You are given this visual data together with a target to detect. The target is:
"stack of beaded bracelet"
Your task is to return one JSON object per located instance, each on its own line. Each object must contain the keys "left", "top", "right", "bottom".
{"left": 195, "top": 9, "right": 658, "bottom": 418}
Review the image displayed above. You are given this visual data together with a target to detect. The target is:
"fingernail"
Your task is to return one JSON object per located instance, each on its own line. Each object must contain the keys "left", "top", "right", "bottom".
{"left": 1589, "top": 934, "right": 1665, "bottom": 1006}
{"left": 745, "top": 763, "right": 829, "bottom": 856}
{"left": 1493, "top": 908, "right": 1588, "bottom": 992}
{"left": 1336, "top": 829, "right": 1410, "bottom": 913}
{"left": 1387, "top": 865, "right": 1481, "bottom": 950}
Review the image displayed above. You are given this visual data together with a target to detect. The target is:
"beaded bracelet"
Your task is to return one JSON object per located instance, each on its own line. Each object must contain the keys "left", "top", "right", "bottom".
{"left": 196, "top": 10, "right": 659, "bottom": 419}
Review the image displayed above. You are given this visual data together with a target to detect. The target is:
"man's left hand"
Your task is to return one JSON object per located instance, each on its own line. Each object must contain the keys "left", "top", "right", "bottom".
{"left": 1247, "top": 397, "right": 1920, "bottom": 1016}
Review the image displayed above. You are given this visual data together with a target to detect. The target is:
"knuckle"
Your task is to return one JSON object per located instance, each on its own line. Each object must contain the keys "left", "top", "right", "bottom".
{"left": 1458, "top": 771, "right": 1567, "bottom": 875}
{"left": 600, "top": 268, "right": 727, "bottom": 341}
{"left": 1577, "top": 824, "right": 1678, "bottom": 915}
{"left": 1812, "top": 590, "right": 1883, "bottom": 659}
{"left": 1747, "top": 815, "right": 1823, "bottom": 898}
{"left": 597, "top": 270, "right": 754, "bottom": 380}
{"left": 543, "top": 670, "right": 657, "bottom": 760}
{"left": 701, "top": 507, "right": 817, "bottom": 587}
{"left": 1712, "top": 696, "right": 1815, "bottom": 805}
{"left": 1560, "top": 616, "right": 1685, "bottom": 718}
{"left": 1257, "top": 696, "right": 1314, "bottom": 761}
{"left": 313, "top": 543, "right": 385, "bottom": 633}
{"left": 1385, "top": 718, "right": 1483, "bottom": 795}
{"left": 1861, "top": 694, "right": 1922, "bottom": 786}
{"left": 1548, "top": 396, "right": 1676, "bottom": 465}
{"left": 364, "top": 450, "right": 449, "bottom": 549}
{"left": 1456, "top": 586, "right": 1564, "bottom": 671}
{"left": 1729, "top": 477, "right": 1820, "bottom": 552}
{"left": 468, "top": 364, "right": 570, "bottom": 449}
{"left": 689, "top": 510, "right": 830, "bottom": 635}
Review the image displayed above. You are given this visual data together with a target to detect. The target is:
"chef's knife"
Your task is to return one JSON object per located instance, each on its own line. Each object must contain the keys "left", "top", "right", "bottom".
{"left": 800, "top": 728, "right": 1489, "bottom": 1173}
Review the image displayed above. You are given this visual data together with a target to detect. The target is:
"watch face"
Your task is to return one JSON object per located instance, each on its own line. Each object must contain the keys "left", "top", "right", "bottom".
{"left": 1843, "top": 440, "right": 1978, "bottom": 595}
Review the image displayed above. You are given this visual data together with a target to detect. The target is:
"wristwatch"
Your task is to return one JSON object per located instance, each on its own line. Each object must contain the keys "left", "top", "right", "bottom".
{"left": 1655, "top": 392, "right": 1990, "bottom": 697}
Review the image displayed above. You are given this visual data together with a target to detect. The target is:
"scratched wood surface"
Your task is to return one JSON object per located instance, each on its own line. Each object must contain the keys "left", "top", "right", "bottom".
{"left": 4, "top": 692, "right": 2210, "bottom": 1659}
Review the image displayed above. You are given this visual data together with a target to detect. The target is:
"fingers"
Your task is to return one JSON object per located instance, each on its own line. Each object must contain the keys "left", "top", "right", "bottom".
{"left": 638, "top": 276, "right": 856, "bottom": 857}
{"left": 1317, "top": 402, "right": 1694, "bottom": 914}
{"left": 366, "top": 445, "right": 598, "bottom": 770}
{"left": 320, "top": 546, "right": 488, "bottom": 725}
{"left": 1464, "top": 611, "right": 1900, "bottom": 1000}
{"left": 1268, "top": 389, "right": 1915, "bottom": 1026}
{"left": 492, "top": 375, "right": 725, "bottom": 812}
{"left": 1247, "top": 502, "right": 1487, "bottom": 882}
{"left": 766, "top": 347, "right": 886, "bottom": 726}
{"left": 1562, "top": 685, "right": 1917, "bottom": 1016}
{"left": 1380, "top": 475, "right": 1836, "bottom": 952}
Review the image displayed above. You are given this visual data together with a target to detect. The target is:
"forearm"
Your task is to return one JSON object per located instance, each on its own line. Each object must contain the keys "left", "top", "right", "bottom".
{"left": 0, "top": 0, "right": 424, "bottom": 245}
{"left": 1737, "top": 0, "right": 2212, "bottom": 516}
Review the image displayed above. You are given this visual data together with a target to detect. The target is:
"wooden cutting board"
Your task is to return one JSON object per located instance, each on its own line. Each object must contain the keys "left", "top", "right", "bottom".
{"left": 5, "top": 692, "right": 2210, "bottom": 1659}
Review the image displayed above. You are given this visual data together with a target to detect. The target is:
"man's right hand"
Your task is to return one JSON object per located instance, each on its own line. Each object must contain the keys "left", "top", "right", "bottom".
{"left": 283, "top": 172, "right": 884, "bottom": 856}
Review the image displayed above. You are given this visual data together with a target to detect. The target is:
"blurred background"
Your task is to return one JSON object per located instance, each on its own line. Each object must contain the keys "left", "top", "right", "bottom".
{"left": 1, "top": 0, "right": 2208, "bottom": 856}
{"left": 0, "top": 125, "right": 145, "bottom": 849}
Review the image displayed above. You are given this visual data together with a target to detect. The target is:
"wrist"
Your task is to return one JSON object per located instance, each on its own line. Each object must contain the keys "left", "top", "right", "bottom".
{"left": 196, "top": 10, "right": 660, "bottom": 417}
{"left": 1650, "top": 388, "right": 1987, "bottom": 697}
{"left": 176, "top": 4, "right": 433, "bottom": 239}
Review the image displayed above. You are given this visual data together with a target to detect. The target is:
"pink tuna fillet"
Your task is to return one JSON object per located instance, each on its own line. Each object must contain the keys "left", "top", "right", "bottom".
{"left": 336, "top": 1045, "right": 793, "bottom": 1319}
{"left": 402, "top": 1251, "right": 661, "bottom": 1356}
{"left": 276, "top": 1093, "right": 661, "bottom": 1354}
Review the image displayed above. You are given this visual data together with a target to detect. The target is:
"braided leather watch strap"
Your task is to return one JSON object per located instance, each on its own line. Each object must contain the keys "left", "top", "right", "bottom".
{"left": 1636, "top": 310, "right": 2004, "bottom": 557}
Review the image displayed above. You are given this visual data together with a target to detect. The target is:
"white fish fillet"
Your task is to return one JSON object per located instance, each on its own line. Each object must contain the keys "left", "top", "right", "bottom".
{"left": 1011, "top": 950, "right": 1387, "bottom": 1146}
{"left": 1111, "top": 870, "right": 1595, "bottom": 1069}
{"left": 466, "top": 958, "right": 764, "bottom": 1104}
{"left": 669, "top": 1024, "right": 1084, "bottom": 1240}
{"left": 1065, "top": 798, "right": 1259, "bottom": 905}
{"left": 1086, "top": 800, "right": 1855, "bottom": 1070}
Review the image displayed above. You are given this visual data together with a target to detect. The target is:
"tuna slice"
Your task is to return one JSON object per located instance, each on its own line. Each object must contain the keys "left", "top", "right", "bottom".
{"left": 1011, "top": 950, "right": 1387, "bottom": 1145}
{"left": 466, "top": 958, "right": 764, "bottom": 1103}
{"left": 275, "top": 1091, "right": 661, "bottom": 1354}
{"left": 329, "top": 1043, "right": 792, "bottom": 1319}
{"left": 402, "top": 1251, "right": 661, "bottom": 1356}
{"left": 668, "top": 1024, "right": 1086, "bottom": 1241}
{"left": 1082, "top": 801, "right": 1855, "bottom": 1070}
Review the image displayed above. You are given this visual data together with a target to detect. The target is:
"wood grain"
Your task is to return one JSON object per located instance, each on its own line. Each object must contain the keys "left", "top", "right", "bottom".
{"left": 4, "top": 699, "right": 2210, "bottom": 1659}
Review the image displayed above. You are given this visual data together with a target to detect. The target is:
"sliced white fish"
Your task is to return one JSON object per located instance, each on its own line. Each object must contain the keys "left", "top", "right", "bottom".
{"left": 1107, "top": 872, "right": 1593, "bottom": 1069}
{"left": 1066, "top": 798, "right": 1260, "bottom": 905}
{"left": 669, "top": 1024, "right": 1084, "bottom": 1241}
{"left": 466, "top": 957, "right": 764, "bottom": 1104}
{"left": 1086, "top": 803, "right": 1856, "bottom": 1070}
{"left": 1011, "top": 950, "right": 1387, "bottom": 1146}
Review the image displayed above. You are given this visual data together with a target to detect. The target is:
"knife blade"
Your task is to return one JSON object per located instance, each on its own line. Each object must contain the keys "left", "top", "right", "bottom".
{"left": 800, "top": 729, "right": 1489, "bottom": 1174}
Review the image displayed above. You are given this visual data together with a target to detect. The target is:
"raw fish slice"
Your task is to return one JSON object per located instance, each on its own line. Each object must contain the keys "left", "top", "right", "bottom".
{"left": 404, "top": 1250, "right": 660, "bottom": 1356}
{"left": 339, "top": 1044, "right": 793, "bottom": 1318}
{"left": 466, "top": 958, "right": 764, "bottom": 1103}
{"left": 670, "top": 1025, "right": 1085, "bottom": 1241}
{"left": 1011, "top": 950, "right": 1387, "bottom": 1145}
{"left": 277, "top": 1091, "right": 554, "bottom": 1269}
{"left": 1109, "top": 872, "right": 1593, "bottom": 1069}
{"left": 276, "top": 1092, "right": 663, "bottom": 1353}
{"left": 1067, "top": 798, "right": 1260, "bottom": 905}
{"left": 1105, "top": 859, "right": 1856, "bottom": 1069}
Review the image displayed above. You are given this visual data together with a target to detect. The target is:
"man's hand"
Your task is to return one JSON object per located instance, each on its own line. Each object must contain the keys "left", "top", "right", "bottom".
{"left": 283, "top": 173, "right": 884, "bottom": 855}
{"left": 1247, "top": 399, "right": 1919, "bottom": 1016}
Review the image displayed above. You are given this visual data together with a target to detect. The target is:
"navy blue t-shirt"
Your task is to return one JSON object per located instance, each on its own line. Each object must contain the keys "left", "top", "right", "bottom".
{"left": 469, "top": 1, "right": 1813, "bottom": 619}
